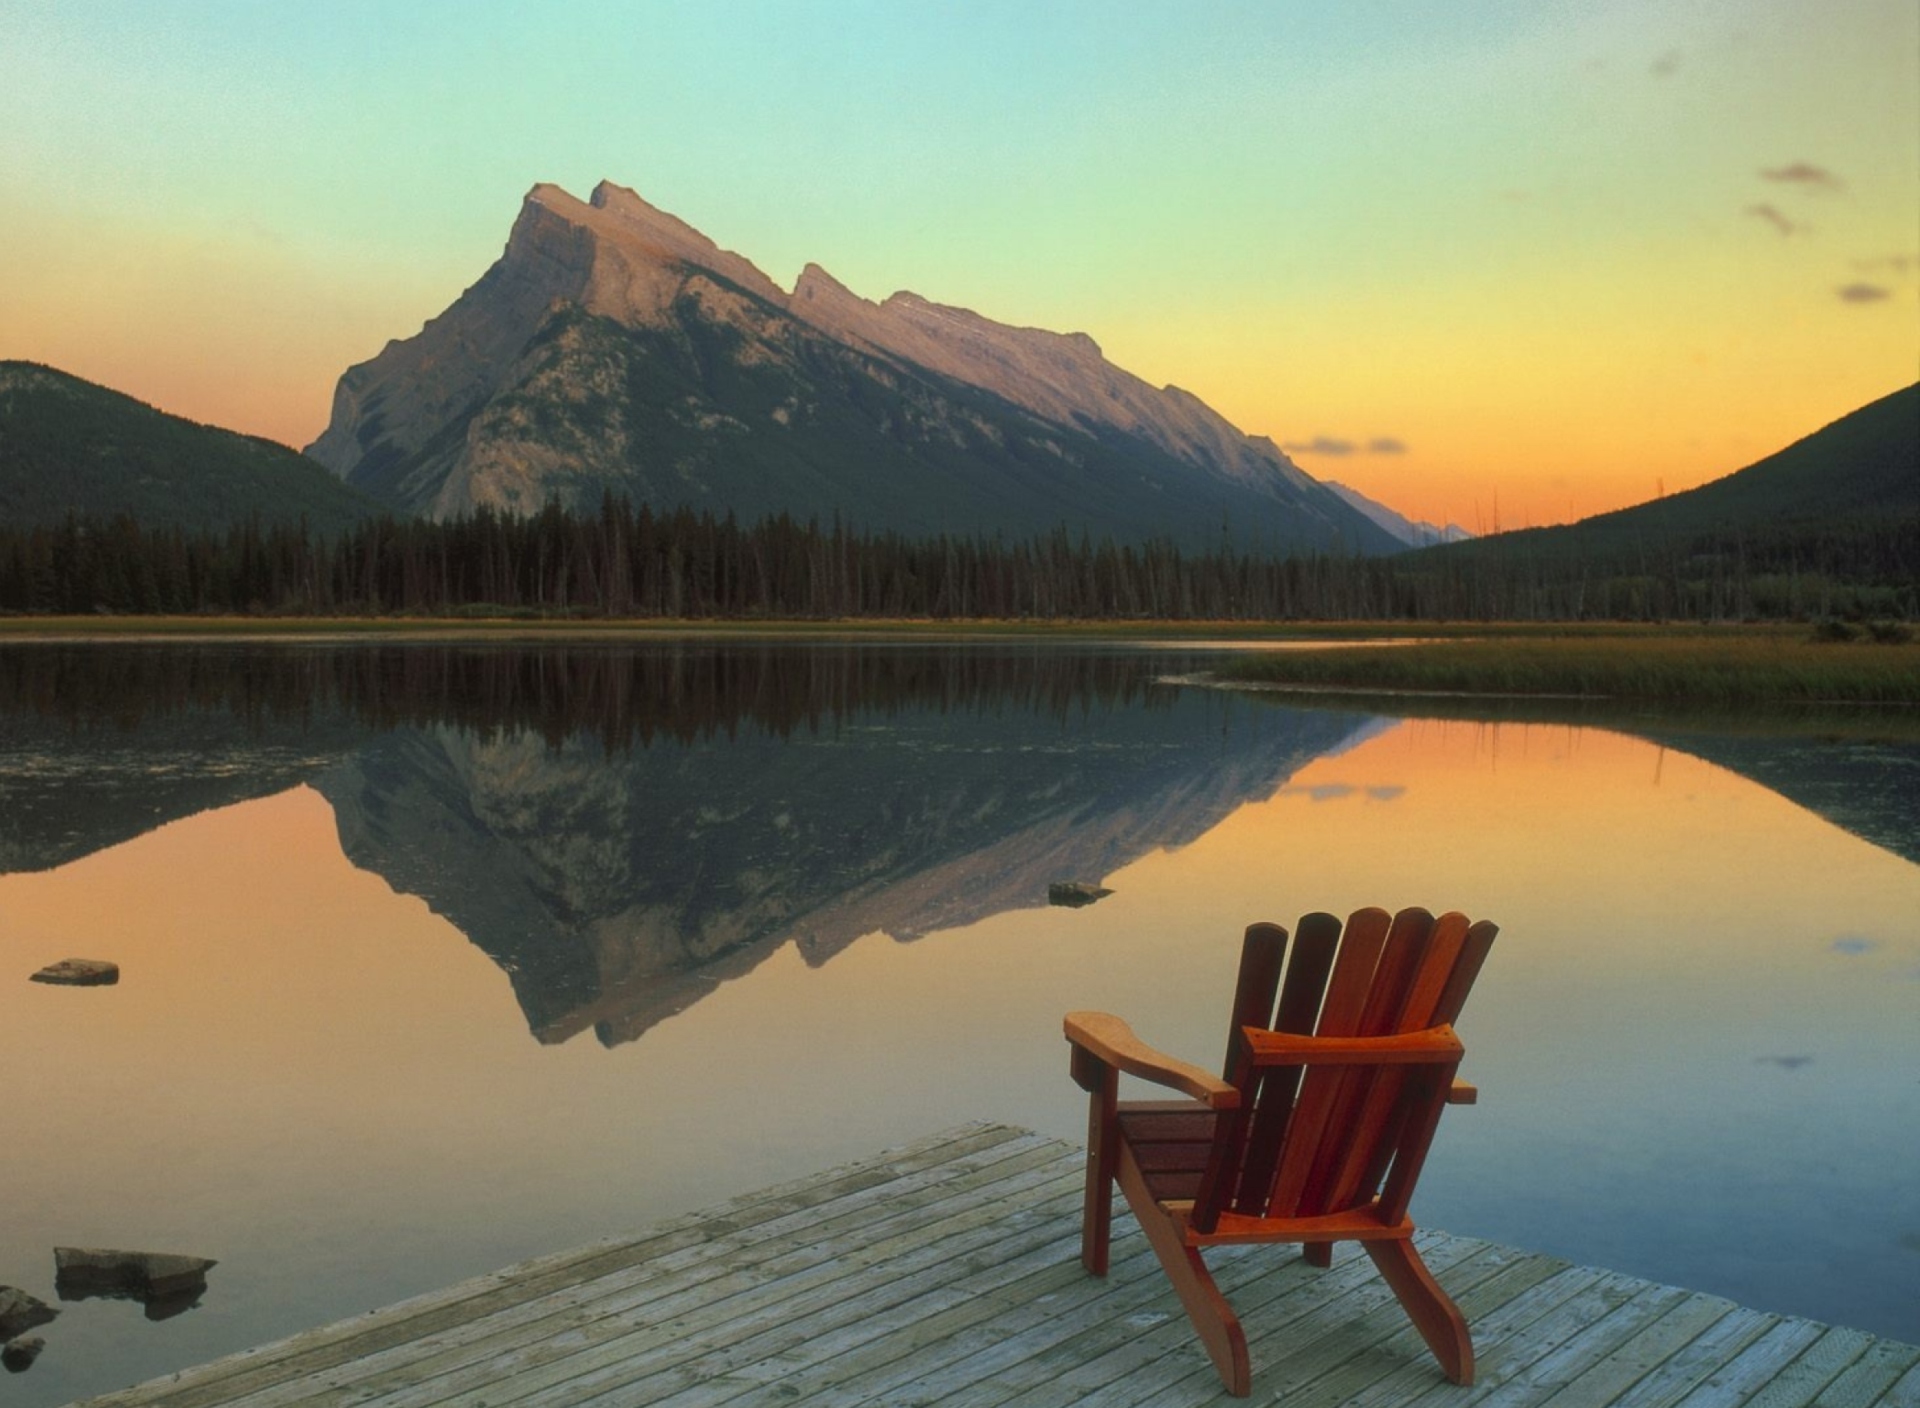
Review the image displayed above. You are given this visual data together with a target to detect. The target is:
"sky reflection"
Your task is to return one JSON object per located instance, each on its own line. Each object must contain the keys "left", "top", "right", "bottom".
{"left": 1, "top": 672, "right": 1915, "bottom": 1404}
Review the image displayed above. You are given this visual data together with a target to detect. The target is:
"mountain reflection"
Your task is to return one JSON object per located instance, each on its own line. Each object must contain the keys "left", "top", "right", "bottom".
{"left": 6, "top": 640, "right": 1914, "bottom": 1047}
{"left": 0, "top": 641, "right": 1367, "bottom": 1044}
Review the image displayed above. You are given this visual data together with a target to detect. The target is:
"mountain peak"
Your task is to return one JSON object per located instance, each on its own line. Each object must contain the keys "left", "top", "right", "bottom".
{"left": 588, "top": 179, "right": 712, "bottom": 253}
{"left": 306, "top": 178, "right": 1396, "bottom": 548}
{"left": 792, "top": 261, "right": 858, "bottom": 303}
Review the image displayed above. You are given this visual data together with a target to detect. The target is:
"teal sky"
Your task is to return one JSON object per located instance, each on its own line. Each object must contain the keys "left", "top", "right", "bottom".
{"left": 3, "top": 0, "right": 1915, "bottom": 526}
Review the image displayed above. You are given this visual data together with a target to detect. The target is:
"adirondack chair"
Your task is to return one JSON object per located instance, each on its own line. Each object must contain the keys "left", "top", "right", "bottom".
{"left": 1064, "top": 906, "right": 1496, "bottom": 1397}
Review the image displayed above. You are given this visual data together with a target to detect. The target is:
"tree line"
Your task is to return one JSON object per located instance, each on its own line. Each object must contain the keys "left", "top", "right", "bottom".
{"left": 1, "top": 496, "right": 1911, "bottom": 621}
{"left": 0, "top": 637, "right": 1183, "bottom": 754}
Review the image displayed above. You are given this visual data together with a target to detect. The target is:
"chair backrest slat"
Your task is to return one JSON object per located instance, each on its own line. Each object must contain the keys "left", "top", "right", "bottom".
{"left": 1317, "top": 911, "right": 1473, "bottom": 1214}
{"left": 1352, "top": 916, "right": 1499, "bottom": 1210}
{"left": 1357, "top": 907, "right": 1439, "bottom": 1035}
{"left": 1312, "top": 906, "right": 1395, "bottom": 1037}
{"left": 1432, "top": 920, "right": 1498, "bottom": 1026}
{"left": 1223, "top": 923, "right": 1288, "bottom": 1078}
{"left": 1274, "top": 911, "right": 1343, "bottom": 1035}
{"left": 1193, "top": 906, "right": 1496, "bottom": 1233}
{"left": 1293, "top": 908, "right": 1438, "bottom": 1217}
{"left": 1228, "top": 911, "right": 1341, "bottom": 1215}
{"left": 1262, "top": 907, "right": 1393, "bottom": 1218}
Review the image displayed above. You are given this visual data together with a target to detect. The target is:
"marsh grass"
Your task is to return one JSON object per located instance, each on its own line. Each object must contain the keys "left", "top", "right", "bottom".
{"left": 5, "top": 616, "right": 1917, "bottom": 706}
{"left": 1219, "top": 629, "right": 1920, "bottom": 706}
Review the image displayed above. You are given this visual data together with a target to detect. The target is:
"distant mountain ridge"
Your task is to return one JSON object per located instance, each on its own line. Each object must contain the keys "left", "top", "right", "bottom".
{"left": 307, "top": 180, "right": 1402, "bottom": 553}
{"left": 1324, "top": 481, "right": 1472, "bottom": 546}
{"left": 0, "top": 361, "right": 384, "bottom": 534}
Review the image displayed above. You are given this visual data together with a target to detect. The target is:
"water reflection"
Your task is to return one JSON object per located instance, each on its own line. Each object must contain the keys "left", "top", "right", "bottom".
{"left": 2, "top": 643, "right": 1366, "bottom": 1045}
{"left": 0, "top": 641, "right": 1915, "bottom": 1406}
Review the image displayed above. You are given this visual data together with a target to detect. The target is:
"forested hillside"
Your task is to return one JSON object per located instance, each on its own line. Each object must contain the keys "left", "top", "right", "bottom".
{"left": 1400, "top": 383, "right": 1918, "bottom": 618}
{"left": 4, "top": 493, "right": 1911, "bottom": 621}
{"left": 0, "top": 362, "right": 385, "bottom": 534}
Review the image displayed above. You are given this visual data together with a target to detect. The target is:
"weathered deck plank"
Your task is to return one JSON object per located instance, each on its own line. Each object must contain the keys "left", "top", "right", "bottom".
{"left": 66, "top": 1126, "right": 1916, "bottom": 1408}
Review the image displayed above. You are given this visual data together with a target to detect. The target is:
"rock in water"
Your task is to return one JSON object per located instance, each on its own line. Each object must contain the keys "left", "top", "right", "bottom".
{"left": 2, "top": 1336, "right": 45, "bottom": 1372}
{"left": 0, "top": 1287, "right": 57, "bottom": 1339}
{"left": 54, "top": 1248, "right": 216, "bottom": 1302}
{"left": 1048, "top": 881, "right": 1114, "bottom": 908}
{"left": 29, "top": 958, "right": 119, "bottom": 986}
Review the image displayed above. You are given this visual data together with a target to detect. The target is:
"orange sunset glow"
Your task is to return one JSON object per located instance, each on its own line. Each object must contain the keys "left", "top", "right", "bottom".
{"left": 2, "top": 3, "right": 1914, "bottom": 530}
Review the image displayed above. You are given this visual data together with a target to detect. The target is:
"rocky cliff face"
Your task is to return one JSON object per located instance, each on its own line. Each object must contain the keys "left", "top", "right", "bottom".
{"left": 307, "top": 180, "right": 1400, "bottom": 552}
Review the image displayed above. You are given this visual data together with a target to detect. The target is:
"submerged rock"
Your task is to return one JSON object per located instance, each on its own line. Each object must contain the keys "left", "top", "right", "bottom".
{"left": 29, "top": 959, "right": 119, "bottom": 986}
{"left": 53, "top": 1248, "right": 215, "bottom": 1311}
{"left": 0, "top": 1286, "right": 57, "bottom": 1340}
{"left": 1048, "top": 881, "right": 1113, "bottom": 908}
{"left": 2, "top": 1336, "right": 45, "bottom": 1372}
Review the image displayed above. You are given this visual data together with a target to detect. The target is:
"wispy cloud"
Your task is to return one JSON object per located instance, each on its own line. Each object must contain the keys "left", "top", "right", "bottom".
{"left": 1745, "top": 203, "right": 1802, "bottom": 237}
{"left": 1837, "top": 282, "right": 1892, "bottom": 302}
{"left": 1852, "top": 254, "right": 1917, "bottom": 273}
{"left": 1761, "top": 162, "right": 1842, "bottom": 190}
{"left": 1282, "top": 436, "right": 1357, "bottom": 456}
{"left": 1650, "top": 49, "right": 1681, "bottom": 77}
{"left": 1283, "top": 435, "right": 1408, "bottom": 457}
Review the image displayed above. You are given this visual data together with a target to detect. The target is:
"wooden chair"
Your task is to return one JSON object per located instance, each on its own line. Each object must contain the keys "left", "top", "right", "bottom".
{"left": 1064, "top": 906, "right": 1496, "bottom": 1397}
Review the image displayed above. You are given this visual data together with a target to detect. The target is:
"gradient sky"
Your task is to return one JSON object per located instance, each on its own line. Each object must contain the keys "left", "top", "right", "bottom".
{"left": 2, "top": 0, "right": 1914, "bottom": 529}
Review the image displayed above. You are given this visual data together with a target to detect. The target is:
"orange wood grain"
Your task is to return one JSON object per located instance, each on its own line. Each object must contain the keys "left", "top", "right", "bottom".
{"left": 1066, "top": 904, "right": 1492, "bottom": 1398}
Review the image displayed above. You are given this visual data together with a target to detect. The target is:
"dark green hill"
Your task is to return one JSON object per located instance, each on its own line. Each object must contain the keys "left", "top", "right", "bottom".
{"left": 1580, "top": 382, "right": 1918, "bottom": 535}
{"left": 0, "top": 361, "right": 387, "bottom": 534}
{"left": 1407, "top": 383, "right": 1919, "bottom": 617}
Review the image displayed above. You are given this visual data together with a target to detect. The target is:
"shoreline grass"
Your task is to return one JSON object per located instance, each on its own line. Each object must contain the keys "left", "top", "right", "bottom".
{"left": 0, "top": 614, "right": 1875, "bottom": 641}
{"left": 4, "top": 615, "right": 1915, "bottom": 705}
{"left": 1213, "top": 632, "right": 1920, "bottom": 706}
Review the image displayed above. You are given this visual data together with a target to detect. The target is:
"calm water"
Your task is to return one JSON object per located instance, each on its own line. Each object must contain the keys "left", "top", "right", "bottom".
{"left": 1, "top": 639, "right": 1915, "bottom": 1405}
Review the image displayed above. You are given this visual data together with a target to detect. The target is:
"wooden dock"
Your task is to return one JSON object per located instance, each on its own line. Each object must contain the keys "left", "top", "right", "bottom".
{"left": 70, "top": 1124, "right": 1918, "bottom": 1407}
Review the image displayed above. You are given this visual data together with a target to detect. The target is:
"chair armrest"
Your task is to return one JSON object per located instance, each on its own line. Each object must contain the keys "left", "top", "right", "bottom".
{"left": 1448, "top": 1080, "right": 1478, "bottom": 1105}
{"left": 1064, "top": 1011, "right": 1240, "bottom": 1110}
{"left": 1241, "top": 1023, "right": 1464, "bottom": 1067}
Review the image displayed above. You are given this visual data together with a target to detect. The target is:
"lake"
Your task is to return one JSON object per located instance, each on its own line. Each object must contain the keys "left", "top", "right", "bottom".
{"left": 1, "top": 638, "right": 1915, "bottom": 1405}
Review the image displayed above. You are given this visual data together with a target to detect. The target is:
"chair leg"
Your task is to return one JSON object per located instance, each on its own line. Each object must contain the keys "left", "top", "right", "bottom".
{"left": 1079, "top": 1072, "right": 1118, "bottom": 1275}
{"left": 1302, "top": 1241, "right": 1333, "bottom": 1268}
{"left": 1364, "top": 1237, "right": 1474, "bottom": 1385}
{"left": 1117, "top": 1144, "right": 1251, "bottom": 1395}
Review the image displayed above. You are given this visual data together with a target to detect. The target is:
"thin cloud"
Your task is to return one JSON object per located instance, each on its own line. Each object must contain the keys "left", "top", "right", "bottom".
{"left": 1761, "top": 162, "right": 1842, "bottom": 190}
{"left": 1852, "top": 254, "right": 1917, "bottom": 272}
{"left": 1650, "top": 49, "right": 1681, "bottom": 77}
{"left": 1280, "top": 782, "right": 1357, "bottom": 801}
{"left": 1283, "top": 435, "right": 1409, "bottom": 456}
{"left": 1745, "top": 203, "right": 1801, "bottom": 237}
{"left": 1281, "top": 436, "right": 1357, "bottom": 456}
{"left": 1837, "top": 282, "right": 1892, "bottom": 302}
